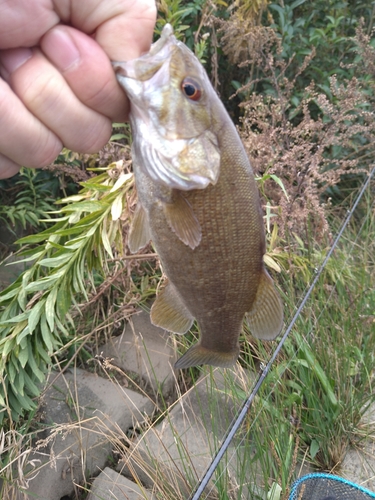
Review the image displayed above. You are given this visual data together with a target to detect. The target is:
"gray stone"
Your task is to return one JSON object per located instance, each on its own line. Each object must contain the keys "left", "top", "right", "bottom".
{"left": 19, "top": 368, "right": 155, "bottom": 500}
{"left": 0, "top": 222, "right": 25, "bottom": 249}
{"left": 88, "top": 467, "right": 152, "bottom": 500}
{"left": 0, "top": 254, "right": 29, "bottom": 289}
{"left": 119, "top": 366, "right": 261, "bottom": 499}
{"left": 340, "top": 403, "right": 375, "bottom": 493}
{"left": 101, "top": 310, "right": 177, "bottom": 399}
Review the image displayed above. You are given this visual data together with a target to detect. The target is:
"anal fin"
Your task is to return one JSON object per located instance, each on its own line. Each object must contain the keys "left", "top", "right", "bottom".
{"left": 162, "top": 193, "right": 201, "bottom": 249}
{"left": 246, "top": 268, "right": 284, "bottom": 340}
{"left": 151, "top": 280, "right": 194, "bottom": 334}
{"left": 128, "top": 203, "right": 151, "bottom": 253}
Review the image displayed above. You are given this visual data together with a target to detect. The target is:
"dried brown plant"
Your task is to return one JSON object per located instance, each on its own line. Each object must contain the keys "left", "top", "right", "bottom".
{"left": 220, "top": 21, "right": 375, "bottom": 240}
{"left": 216, "top": 0, "right": 274, "bottom": 66}
{"left": 242, "top": 77, "right": 373, "bottom": 237}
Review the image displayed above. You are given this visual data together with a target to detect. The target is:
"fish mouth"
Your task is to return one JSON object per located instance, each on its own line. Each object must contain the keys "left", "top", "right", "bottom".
{"left": 113, "top": 24, "right": 175, "bottom": 83}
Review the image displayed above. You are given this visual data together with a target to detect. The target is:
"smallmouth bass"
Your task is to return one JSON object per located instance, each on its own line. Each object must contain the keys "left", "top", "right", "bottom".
{"left": 114, "top": 24, "right": 283, "bottom": 369}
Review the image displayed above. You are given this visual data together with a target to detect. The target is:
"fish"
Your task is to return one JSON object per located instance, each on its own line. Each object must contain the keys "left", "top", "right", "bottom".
{"left": 113, "top": 24, "right": 283, "bottom": 369}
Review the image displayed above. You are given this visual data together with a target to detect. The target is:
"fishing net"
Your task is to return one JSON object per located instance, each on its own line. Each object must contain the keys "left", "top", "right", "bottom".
{"left": 289, "top": 473, "right": 375, "bottom": 500}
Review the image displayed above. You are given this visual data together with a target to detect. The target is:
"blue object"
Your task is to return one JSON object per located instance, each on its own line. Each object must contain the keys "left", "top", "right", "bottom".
{"left": 289, "top": 473, "right": 375, "bottom": 500}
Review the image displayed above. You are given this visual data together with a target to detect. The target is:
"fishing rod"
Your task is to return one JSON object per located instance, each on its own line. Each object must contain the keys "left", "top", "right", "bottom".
{"left": 189, "top": 166, "right": 375, "bottom": 500}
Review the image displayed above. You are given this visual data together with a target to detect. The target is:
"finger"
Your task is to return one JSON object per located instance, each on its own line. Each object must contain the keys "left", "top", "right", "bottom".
{"left": 0, "top": 75, "right": 62, "bottom": 169}
{"left": 0, "top": 154, "right": 22, "bottom": 179}
{"left": 0, "top": 0, "right": 58, "bottom": 48}
{"left": 41, "top": 26, "right": 129, "bottom": 122}
{"left": 65, "top": 0, "right": 157, "bottom": 60}
{"left": 1, "top": 47, "right": 112, "bottom": 154}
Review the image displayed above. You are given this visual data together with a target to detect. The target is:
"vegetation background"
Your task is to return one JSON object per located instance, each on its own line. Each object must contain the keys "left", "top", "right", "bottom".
{"left": 0, "top": 0, "right": 374, "bottom": 498}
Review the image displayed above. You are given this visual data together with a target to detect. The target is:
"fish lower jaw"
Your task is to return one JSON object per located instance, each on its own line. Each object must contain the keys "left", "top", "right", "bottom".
{"left": 147, "top": 165, "right": 213, "bottom": 191}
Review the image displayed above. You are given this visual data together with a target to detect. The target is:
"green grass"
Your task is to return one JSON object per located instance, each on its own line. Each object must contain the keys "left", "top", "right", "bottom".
{"left": 122, "top": 190, "right": 375, "bottom": 499}
{"left": 0, "top": 172, "right": 374, "bottom": 499}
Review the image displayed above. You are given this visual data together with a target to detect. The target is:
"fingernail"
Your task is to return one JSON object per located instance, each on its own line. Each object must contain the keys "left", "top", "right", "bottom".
{"left": 0, "top": 48, "right": 33, "bottom": 74}
{"left": 43, "top": 28, "right": 81, "bottom": 71}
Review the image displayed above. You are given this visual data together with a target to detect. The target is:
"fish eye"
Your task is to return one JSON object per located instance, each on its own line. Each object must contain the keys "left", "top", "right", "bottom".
{"left": 181, "top": 77, "right": 202, "bottom": 101}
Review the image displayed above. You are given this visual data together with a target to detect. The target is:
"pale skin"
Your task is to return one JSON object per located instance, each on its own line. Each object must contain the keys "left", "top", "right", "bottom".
{"left": 0, "top": 0, "right": 157, "bottom": 179}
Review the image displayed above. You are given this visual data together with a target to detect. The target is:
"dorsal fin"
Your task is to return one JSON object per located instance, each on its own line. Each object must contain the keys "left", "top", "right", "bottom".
{"left": 246, "top": 269, "right": 283, "bottom": 340}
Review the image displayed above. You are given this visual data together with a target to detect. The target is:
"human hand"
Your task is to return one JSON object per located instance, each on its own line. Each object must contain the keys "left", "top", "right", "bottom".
{"left": 0, "top": 0, "right": 156, "bottom": 179}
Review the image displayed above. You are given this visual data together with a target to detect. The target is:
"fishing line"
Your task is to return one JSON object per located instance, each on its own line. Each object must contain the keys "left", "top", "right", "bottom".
{"left": 203, "top": 193, "right": 375, "bottom": 500}
{"left": 189, "top": 166, "right": 375, "bottom": 500}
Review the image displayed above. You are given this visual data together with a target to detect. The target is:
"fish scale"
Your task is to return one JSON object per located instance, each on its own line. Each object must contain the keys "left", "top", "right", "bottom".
{"left": 114, "top": 24, "right": 284, "bottom": 369}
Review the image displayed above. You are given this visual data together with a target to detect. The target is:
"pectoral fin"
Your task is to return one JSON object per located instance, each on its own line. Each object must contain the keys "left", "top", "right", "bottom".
{"left": 162, "top": 194, "right": 201, "bottom": 249}
{"left": 246, "top": 269, "right": 284, "bottom": 340}
{"left": 128, "top": 203, "right": 151, "bottom": 253}
{"left": 151, "top": 280, "right": 194, "bottom": 334}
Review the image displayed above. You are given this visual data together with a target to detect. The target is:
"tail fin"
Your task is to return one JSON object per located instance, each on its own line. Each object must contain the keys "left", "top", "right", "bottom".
{"left": 175, "top": 343, "right": 239, "bottom": 369}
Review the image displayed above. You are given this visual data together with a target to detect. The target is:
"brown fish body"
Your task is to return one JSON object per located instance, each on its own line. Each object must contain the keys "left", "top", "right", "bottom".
{"left": 115, "top": 25, "right": 283, "bottom": 368}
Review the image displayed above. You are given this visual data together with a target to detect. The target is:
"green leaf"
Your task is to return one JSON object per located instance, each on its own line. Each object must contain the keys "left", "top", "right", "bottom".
{"left": 8, "top": 358, "right": 17, "bottom": 384}
{"left": 52, "top": 226, "right": 84, "bottom": 237}
{"left": 17, "top": 287, "right": 28, "bottom": 312}
{"left": 0, "top": 287, "right": 19, "bottom": 303}
{"left": 25, "top": 272, "right": 64, "bottom": 292}
{"left": 269, "top": 174, "right": 290, "bottom": 200}
{"left": 110, "top": 133, "right": 128, "bottom": 141}
{"left": 16, "top": 325, "right": 31, "bottom": 345}
{"left": 27, "top": 343, "right": 45, "bottom": 383}
{"left": 61, "top": 201, "right": 104, "bottom": 213}
{"left": 295, "top": 332, "right": 338, "bottom": 408}
{"left": 56, "top": 284, "right": 71, "bottom": 319}
{"left": 16, "top": 222, "right": 65, "bottom": 244}
{"left": 35, "top": 336, "right": 51, "bottom": 364}
{"left": 28, "top": 298, "right": 46, "bottom": 334}
{"left": 23, "top": 370, "right": 41, "bottom": 398}
{"left": 40, "top": 316, "right": 54, "bottom": 353}
{"left": 267, "top": 482, "right": 282, "bottom": 500}
{"left": 101, "top": 224, "right": 114, "bottom": 259}
{"left": 45, "top": 286, "right": 58, "bottom": 331}
{"left": 110, "top": 172, "right": 133, "bottom": 193}
{"left": 9, "top": 388, "right": 35, "bottom": 413}
{"left": 0, "top": 312, "right": 29, "bottom": 325}
{"left": 11, "top": 251, "right": 45, "bottom": 265}
{"left": 111, "top": 194, "right": 123, "bottom": 221}
{"left": 39, "top": 253, "right": 72, "bottom": 267}
{"left": 19, "top": 335, "right": 28, "bottom": 351}
{"left": 8, "top": 390, "right": 25, "bottom": 417}
{"left": 310, "top": 439, "right": 320, "bottom": 459}
{"left": 18, "top": 346, "right": 29, "bottom": 369}
{"left": 291, "top": 0, "right": 307, "bottom": 10}
{"left": 55, "top": 315, "right": 70, "bottom": 336}
{"left": 59, "top": 194, "right": 87, "bottom": 203}
{"left": 72, "top": 264, "right": 86, "bottom": 295}
{"left": 11, "top": 369, "right": 25, "bottom": 396}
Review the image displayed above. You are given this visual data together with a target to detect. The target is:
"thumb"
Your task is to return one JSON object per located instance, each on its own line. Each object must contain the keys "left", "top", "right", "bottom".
{"left": 41, "top": 26, "right": 130, "bottom": 122}
{"left": 93, "top": 0, "right": 157, "bottom": 61}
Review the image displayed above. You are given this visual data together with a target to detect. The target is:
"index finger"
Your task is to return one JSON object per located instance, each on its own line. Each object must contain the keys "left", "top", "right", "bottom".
{"left": 58, "top": 0, "right": 157, "bottom": 60}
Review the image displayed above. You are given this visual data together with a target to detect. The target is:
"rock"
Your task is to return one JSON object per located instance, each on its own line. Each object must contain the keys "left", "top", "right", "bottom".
{"left": 0, "top": 254, "right": 28, "bottom": 290}
{"left": 119, "top": 366, "right": 260, "bottom": 499}
{"left": 19, "top": 368, "right": 155, "bottom": 500}
{"left": 340, "top": 403, "right": 375, "bottom": 492}
{"left": 88, "top": 467, "right": 153, "bottom": 500}
{"left": 101, "top": 310, "right": 177, "bottom": 399}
